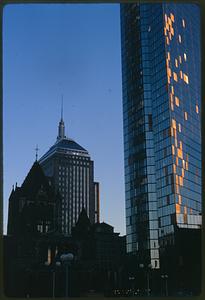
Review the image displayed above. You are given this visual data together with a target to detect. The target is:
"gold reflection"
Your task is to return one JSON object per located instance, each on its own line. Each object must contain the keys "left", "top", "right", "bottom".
{"left": 184, "top": 53, "right": 187, "bottom": 61}
{"left": 170, "top": 93, "right": 174, "bottom": 110}
{"left": 167, "top": 52, "right": 170, "bottom": 60}
{"left": 176, "top": 174, "right": 179, "bottom": 185}
{"left": 196, "top": 104, "right": 199, "bottom": 113}
{"left": 48, "top": 247, "right": 51, "bottom": 265}
{"left": 170, "top": 13, "right": 175, "bottom": 22}
{"left": 180, "top": 71, "right": 183, "bottom": 79}
{"left": 183, "top": 74, "right": 189, "bottom": 84}
{"left": 178, "top": 123, "right": 181, "bottom": 132}
{"left": 176, "top": 185, "right": 179, "bottom": 193}
{"left": 172, "top": 119, "right": 176, "bottom": 129}
{"left": 179, "top": 176, "right": 183, "bottom": 186}
{"left": 178, "top": 148, "right": 183, "bottom": 159}
{"left": 179, "top": 141, "right": 183, "bottom": 150}
{"left": 176, "top": 157, "right": 179, "bottom": 166}
{"left": 175, "top": 59, "right": 178, "bottom": 67}
{"left": 175, "top": 96, "right": 179, "bottom": 106}
{"left": 172, "top": 145, "right": 175, "bottom": 155}
{"left": 176, "top": 203, "right": 181, "bottom": 213}
{"left": 173, "top": 72, "right": 178, "bottom": 81}
{"left": 178, "top": 195, "right": 182, "bottom": 204}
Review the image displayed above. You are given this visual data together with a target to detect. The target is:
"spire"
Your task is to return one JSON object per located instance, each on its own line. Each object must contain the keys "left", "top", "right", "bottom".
{"left": 57, "top": 96, "right": 66, "bottom": 140}
{"left": 61, "top": 95, "right": 63, "bottom": 121}
{"left": 35, "top": 144, "right": 39, "bottom": 161}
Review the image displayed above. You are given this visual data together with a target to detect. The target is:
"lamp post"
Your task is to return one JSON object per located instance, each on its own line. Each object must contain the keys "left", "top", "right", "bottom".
{"left": 139, "top": 263, "right": 152, "bottom": 296}
{"left": 52, "top": 261, "right": 61, "bottom": 298}
{"left": 45, "top": 260, "right": 61, "bottom": 298}
{"left": 128, "top": 276, "right": 135, "bottom": 296}
{"left": 60, "top": 253, "right": 74, "bottom": 298}
{"left": 161, "top": 274, "right": 168, "bottom": 296}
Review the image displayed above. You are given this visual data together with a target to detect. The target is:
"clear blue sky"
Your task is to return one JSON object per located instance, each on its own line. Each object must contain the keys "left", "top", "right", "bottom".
{"left": 3, "top": 4, "right": 126, "bottom": 235}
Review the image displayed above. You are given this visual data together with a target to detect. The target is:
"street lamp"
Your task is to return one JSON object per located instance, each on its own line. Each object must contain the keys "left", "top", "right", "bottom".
{"left": 128, "top": 276, "right": 135, "bottom": 296}
{"left": 52, "top": 261, "right": 61, "bottom": 298}
{"left": 45, "top": 260, "right": 61, "bottom": 298}
{"left": 161, "top": 274, "right": 168, "bottom": 296}
{"left": 139, "top": 263, "right": 152, "bottom": 296}
{"left": 60, "top": 253, "right": 74, "bottom": 298}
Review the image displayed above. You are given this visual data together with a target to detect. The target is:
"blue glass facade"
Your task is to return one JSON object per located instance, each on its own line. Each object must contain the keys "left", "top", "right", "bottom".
{"left": 120, "top": 3, "right": 201, "bottom": 268}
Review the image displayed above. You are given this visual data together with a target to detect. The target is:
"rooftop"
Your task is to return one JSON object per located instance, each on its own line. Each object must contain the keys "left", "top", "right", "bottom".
{"left": 39, "top": 112, "right": 90, "bottom": 163}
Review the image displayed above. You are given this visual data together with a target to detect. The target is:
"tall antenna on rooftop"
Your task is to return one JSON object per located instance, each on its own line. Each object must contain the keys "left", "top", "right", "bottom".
{"left": 35, "top": 144, "right": 39, "bottom": 161}
{"left": 61, "top": 94, "right": 64, "bottom": 121}
{"left": 57, "top": 95, "right": 66, "bottom": 140}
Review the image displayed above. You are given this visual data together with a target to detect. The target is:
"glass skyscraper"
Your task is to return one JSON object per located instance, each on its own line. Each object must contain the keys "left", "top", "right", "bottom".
{"left": 120, "top": 3, "right": 201, "bottom": 269}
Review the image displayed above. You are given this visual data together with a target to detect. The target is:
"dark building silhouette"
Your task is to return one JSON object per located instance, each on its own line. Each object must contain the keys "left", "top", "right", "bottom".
{"left": 159, "top": 226, "right": 201, "bottom": 295}
{"left": 74, "top": 217, "right": 126, "bottom": 296}
{"left": 5, "top": 161, "right": 62, "bottom": 297}
{"left": 5, "top": 161, "right": 126, "bottom": 297}
{"left": 7, "top": 161, "right": 60, "bottom": 236}
{"left": 39, "top": 113, "right": 99, "bottom": 236}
